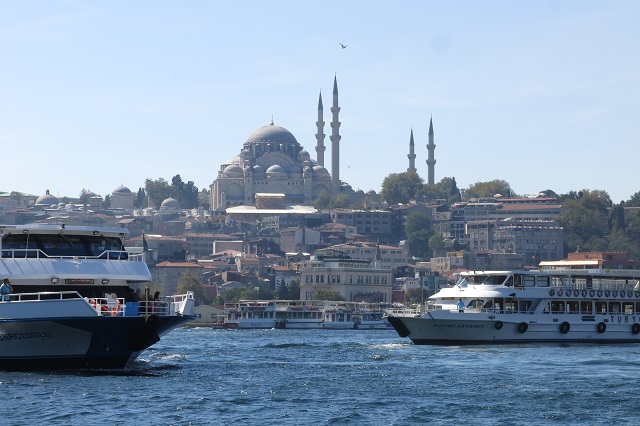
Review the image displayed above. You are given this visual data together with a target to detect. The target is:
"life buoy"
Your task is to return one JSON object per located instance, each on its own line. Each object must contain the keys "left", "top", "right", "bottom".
{"left": 605, "top": 290, "right": 610, "bottom": 298}
{"left": 573, "top": 290, "right": 579, "bottom": 297}
{"left": 612, "top": 290, "right": 618, "bottom": 298}
{"left": 632, "top": 323, "right": 640, "bottom": 335}
{"left": 549, "top": 289, "right": 555, "bottom": 296}
{"left": 597, "top": 322, "right": 606, "bottom": 333}
{"left": 636, "top": 291, "right": 640, "bottom": 299}
{"left": 517, "top": 322, "right": 528, "bottom": 334}
{"left": 559, "top": 321, "right": 570, "bottom": 334}
{"left": 557, "top": 289, "right": 563, "bottom": 297}
{"left": 494, "top": 321, "right": 503, "bottom": 330}
{"left": 597, "top": 290, "right": 603, "bottom": 297}
{"left": 110, "top": 300, "right": 121, "bottom": 317}
{"left": 581, "top": 289, "right": 587, "bottom": 297}
{"left": 589, "top": 290, "right": 595, "bottom": 297}
{"left": 620, "top": 290, "right": 626, "bottom": 298}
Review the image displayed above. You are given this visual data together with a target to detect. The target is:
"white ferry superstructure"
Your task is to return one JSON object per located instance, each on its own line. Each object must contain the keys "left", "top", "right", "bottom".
{"left": 387, "top": 269, "right": 640, "bottom": 344}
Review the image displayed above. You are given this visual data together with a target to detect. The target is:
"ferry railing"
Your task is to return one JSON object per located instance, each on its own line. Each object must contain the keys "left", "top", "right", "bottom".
{"left": 5, "top": 291, "right": 84, "bottom": 302}
{"left": 1, "top": 248, "right": 144, "bottom": 262}
{"left": 86, "top": 297, "right": 127, "bottom": 316}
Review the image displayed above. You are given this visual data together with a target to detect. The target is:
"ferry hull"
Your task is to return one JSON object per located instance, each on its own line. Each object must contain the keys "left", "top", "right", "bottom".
{"left": 388, "top": 315, "right": 640, "bottom": 345}
{"left": 0, "top": 315, "right": 192, "bottom": 370}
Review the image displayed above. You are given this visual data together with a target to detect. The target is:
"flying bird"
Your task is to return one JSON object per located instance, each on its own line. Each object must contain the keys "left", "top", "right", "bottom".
{"left": 339, "top": 43, "right": 347, "bottom": 49}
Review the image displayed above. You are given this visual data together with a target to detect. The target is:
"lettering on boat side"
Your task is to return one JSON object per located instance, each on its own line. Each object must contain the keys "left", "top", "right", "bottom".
{"left": 435, "top": 323, "right": 485, "bottom": 329}
{"left": 0, "top": 331, "right": 53, "bottom": 341}
{"left": 611, "top": 315, "right": 636, "bottom": 323}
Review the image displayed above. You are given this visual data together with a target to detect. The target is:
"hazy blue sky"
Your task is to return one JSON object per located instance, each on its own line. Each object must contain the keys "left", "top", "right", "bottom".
{"left": 1, "top": 1, "right": 638, "bottom": 202}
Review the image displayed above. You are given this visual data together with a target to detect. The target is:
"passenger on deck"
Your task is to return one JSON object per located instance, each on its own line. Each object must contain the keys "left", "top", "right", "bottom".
{"left": 457, "top": 299, "right": 465, "bottom": 313}
{"left": 0, "top": 278, "right": 12, "bottom": 302}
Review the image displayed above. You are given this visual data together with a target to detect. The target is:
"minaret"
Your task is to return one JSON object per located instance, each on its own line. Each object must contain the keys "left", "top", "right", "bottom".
{"left": 330, "top": 75, "right": 341, "bottom": 194}
{"left": 407, "top": 128, "right": 416, "bottom": 172}
{"left": 315, "top": 92, "right": 326, "bottom": 166}
{"left": 426, "top": 116, "right": 436, "bottom": 185}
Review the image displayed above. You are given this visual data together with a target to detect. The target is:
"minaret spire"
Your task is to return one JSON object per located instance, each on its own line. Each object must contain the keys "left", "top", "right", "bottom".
{"left": 315, "top": 91, "right": 326, "bottom": 166}
{"left": 330, "top": 75, "right": 341, "bottom": 194}
{"left": 426, "top": 116, "right": 436, "bottom": 185}
{"left": 407, "top": 128, "right": 416, "bottom": 172}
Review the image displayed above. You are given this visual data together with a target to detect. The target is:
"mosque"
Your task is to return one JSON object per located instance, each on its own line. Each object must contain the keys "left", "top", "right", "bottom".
{"left": 209, "top": 75, "right": 438, "bottom": 212}
{"left": 209, "top": 76, "right": 346, "bottom": 211}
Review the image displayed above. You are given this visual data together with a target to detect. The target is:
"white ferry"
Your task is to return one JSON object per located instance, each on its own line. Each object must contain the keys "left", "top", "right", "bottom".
{"left": 387, "top": 269, "right": 640, "bottom": 344}
{"left": 0, "top": 224, "right": 195, "bottom": 370}
{"left": 323, "top": 303, "right": 358, "bottom": 329}
{"left": 223, "top": 300, "right": 279, "bottom": 329}
{"left": 280, "top": 301, "right": 324, "bottom": 329}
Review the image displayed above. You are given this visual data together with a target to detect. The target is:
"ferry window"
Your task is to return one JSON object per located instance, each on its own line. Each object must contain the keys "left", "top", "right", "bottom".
{"left": 482, "top": 300, "right": 493, "bottom": 310}
{"left": 623, "top": 303, "right": 634, "bottom": 314}
{"left": 504, "top": 299, "right": 516, "bottom": 312}
{"left": 542, "top": 302, "right": 550, "bottom": 313}
{"left": 513, "top": 276, "right": 523, "bottom": 288}
{"left": 536, "top": 276, "right": 550, "bottom": 287}
{"left": 580, "top": 301, "right": 592, "bottom": 314}
{"left": 567, "top": 301, "right": 579, "bottom": 314}
{"left": 483, "top": 275, "right": 507, "bottom": 285}
{"left": 504, "top": 276, "right": 514, "bottom": 287}
{"left": 524, "top": 276, "right": 536, "bottom": 287}
{"left": 518, "top": 300, "right": 532, "bottom": 312}
{"left": 608, "top": 302, "right": 621, "bottom": 313}
{"left": 596, "top": 301, "right": 607, "bottom": 314}
{"left": 551, "top": 301, "right": 564, "bottom": 313}
{"left": 550, "top": 276, "right": 565, "bottom": 287}
{"left": 637, "top": 302, "right": 640, "bottom": 313}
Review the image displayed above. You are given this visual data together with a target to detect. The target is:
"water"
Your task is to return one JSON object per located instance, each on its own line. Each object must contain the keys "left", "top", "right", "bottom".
{"left": 2, "top": 327, "right": 640, "bottom": 425}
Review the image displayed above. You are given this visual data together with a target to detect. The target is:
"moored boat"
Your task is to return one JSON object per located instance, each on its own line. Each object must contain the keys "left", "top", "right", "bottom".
{"left": 0, "top": 224, "right": 194, "bottom": 370}
{"left": 388, "top": 269, "right": 640, "bottom": 344}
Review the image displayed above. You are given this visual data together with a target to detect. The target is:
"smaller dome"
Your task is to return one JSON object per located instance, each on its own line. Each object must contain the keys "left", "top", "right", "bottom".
{"left": 112, "top": 185, "right": 131, "bottom": 194}
{"left": 289, "top": 165, "right": 303, "bottom": 176}
{"left": 266, "top": 164, "right": 287, "bottom": 175}
{"left": 313, "top": 165, "right": 330, "bottom": 175}
{"left": 222, "top": 164, "right": 244, "bottom": 177}
{"left": 253, "top": 165, "right": 265, "bottom": 176}
{"left": 366, "top": 190, "right": 377, "bottom": 196}
{"left": 36, "top": 190, "right": 58, "bottom": 206}
{"left": 298, "top": 149, "right": 311, "bottom": 161}
{"left": 160, "top": 197, "right": 181, "bottom": 211}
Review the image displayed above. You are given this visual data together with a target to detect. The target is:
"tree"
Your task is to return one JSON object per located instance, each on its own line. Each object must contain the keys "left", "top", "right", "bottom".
{"left": 314, "top": 190, "right": 331, "bottom": 210}
{"left": 405, "top": 211, "right": 431, "bottom": 236}
{"left": 406, "top": 229, "right": 433, "bottom": 259}
{"left": 462, "top": 179, "right": 513, "bottom": 200}
{"left": 135, "top": 187, "right": 146, "bottom": 208}
{"left": 177, "top": 271, "right": 205, "bottom": 304}
{"left": 559, "top": 189, "right": 611, "bottom": 253}
{"left": 428, "top": 233, "right": 447, "bottom": 257}
{"left": 276, "top": 280, "right": 300, "bottom": 300}
{"left": 79, "top": 188, "right": 91, "bottom": 206}
{"left": 626, "top": 191, "right": 640, "bottom": 207}
{"left": 103, "top": 194, "right": 110, "bottom": 209}
{"left": 145, "top": 178, "right": 172, "bottom": 208}
{"left": 380, "top": 171, "right": 424, "bottom": 204}
{"left": 312, "top": 290, "right": 344, "bottom": 301}
{"left": 329, "top": 193, "right": 351, "bottom": 209}
{"left": 198, "top": 188, "right": 210, "bottom": 209}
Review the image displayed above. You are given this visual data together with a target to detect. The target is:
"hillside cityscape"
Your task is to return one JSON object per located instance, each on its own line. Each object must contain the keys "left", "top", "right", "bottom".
{"left": 3, "top": 77, "right": 640, "bottom": 322}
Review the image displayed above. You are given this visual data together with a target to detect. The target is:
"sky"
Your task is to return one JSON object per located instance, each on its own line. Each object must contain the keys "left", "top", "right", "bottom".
{"left": 1, "top": 1, "right": 639, "bottom": 203}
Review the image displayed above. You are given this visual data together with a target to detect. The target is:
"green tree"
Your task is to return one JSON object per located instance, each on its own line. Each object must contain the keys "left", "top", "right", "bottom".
{"left": 559, "top": 189, "right": 611, "bottom": 253}
{"left": 177, "top": 271, "right": 205, "bottom": 304}
{"left": 330, "top": 193, "right": 351, "bottom": 209}
{"left": 312, "top": 290, "right": 344, "bottom": 301}
{"left": 314, "top": 190, "right": 331, "bottom": 210}
{"left": 405, "top": 211, "right": 431, "bottom": 236}
{"left": 626, "top": 191, "right": 640, "bottom": 207}
{"left": 380, "top": 171, "right": 424, "bottom": 204}
{"left": 198, "top": 188, "right": 210, "bottom": 209}
{"left": 462, "top": 179, "right": 513, "bottom": 200}
{"left": 276, "top": 280, "right": 300, "bottom": 300}
{"left": 406, "top": 229, "right": 433, "bottom": 259}
{"left": 135, "top": 187, "right": 146, "bottom": 208}
{"left": 145, "top": 178, "right": 172, "bottom": 208}
{"left": 428, "top": 233, "right": 447, "bottom": 257}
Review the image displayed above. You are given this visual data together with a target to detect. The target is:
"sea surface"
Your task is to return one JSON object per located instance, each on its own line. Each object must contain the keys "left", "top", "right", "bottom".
{"left": 2, "top": 327, "right": 640, "bottom": 425}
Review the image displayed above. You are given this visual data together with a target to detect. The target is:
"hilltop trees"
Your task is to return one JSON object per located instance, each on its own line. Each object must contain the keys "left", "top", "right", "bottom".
{"left": 144, "top": 174, "right": 200, "bottom": 209}
{"left": 380, "top": 171, "right": 424, "bottom": 205}
{"left": 462, "top": 179, "right": 513, "bottom": 200}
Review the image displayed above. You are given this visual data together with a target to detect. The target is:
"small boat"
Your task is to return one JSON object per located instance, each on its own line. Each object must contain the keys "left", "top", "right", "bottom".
{"left": 223, "top": 300, "right": 278, "bottom": 329}
{"left": 323, "top": 303, "right": 358, "bottom": 329}
{"left": 387, "top": 269, "right": 640, "bottom": 344}
{"left": 0, "top": 224, "right": 194, "bottom": 370}
{"left": 279, "top": 301, "right": 324, "bottom": 329}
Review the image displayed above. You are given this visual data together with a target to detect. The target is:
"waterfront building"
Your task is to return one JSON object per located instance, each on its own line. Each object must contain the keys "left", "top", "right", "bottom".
{"left": 298, "top": 248, "right": 392, "bottom": 302}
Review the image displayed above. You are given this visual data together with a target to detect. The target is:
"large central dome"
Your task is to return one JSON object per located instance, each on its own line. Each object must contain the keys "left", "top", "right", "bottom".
{"left": 245, "top": 122, "right": 299, "bottom": 147}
